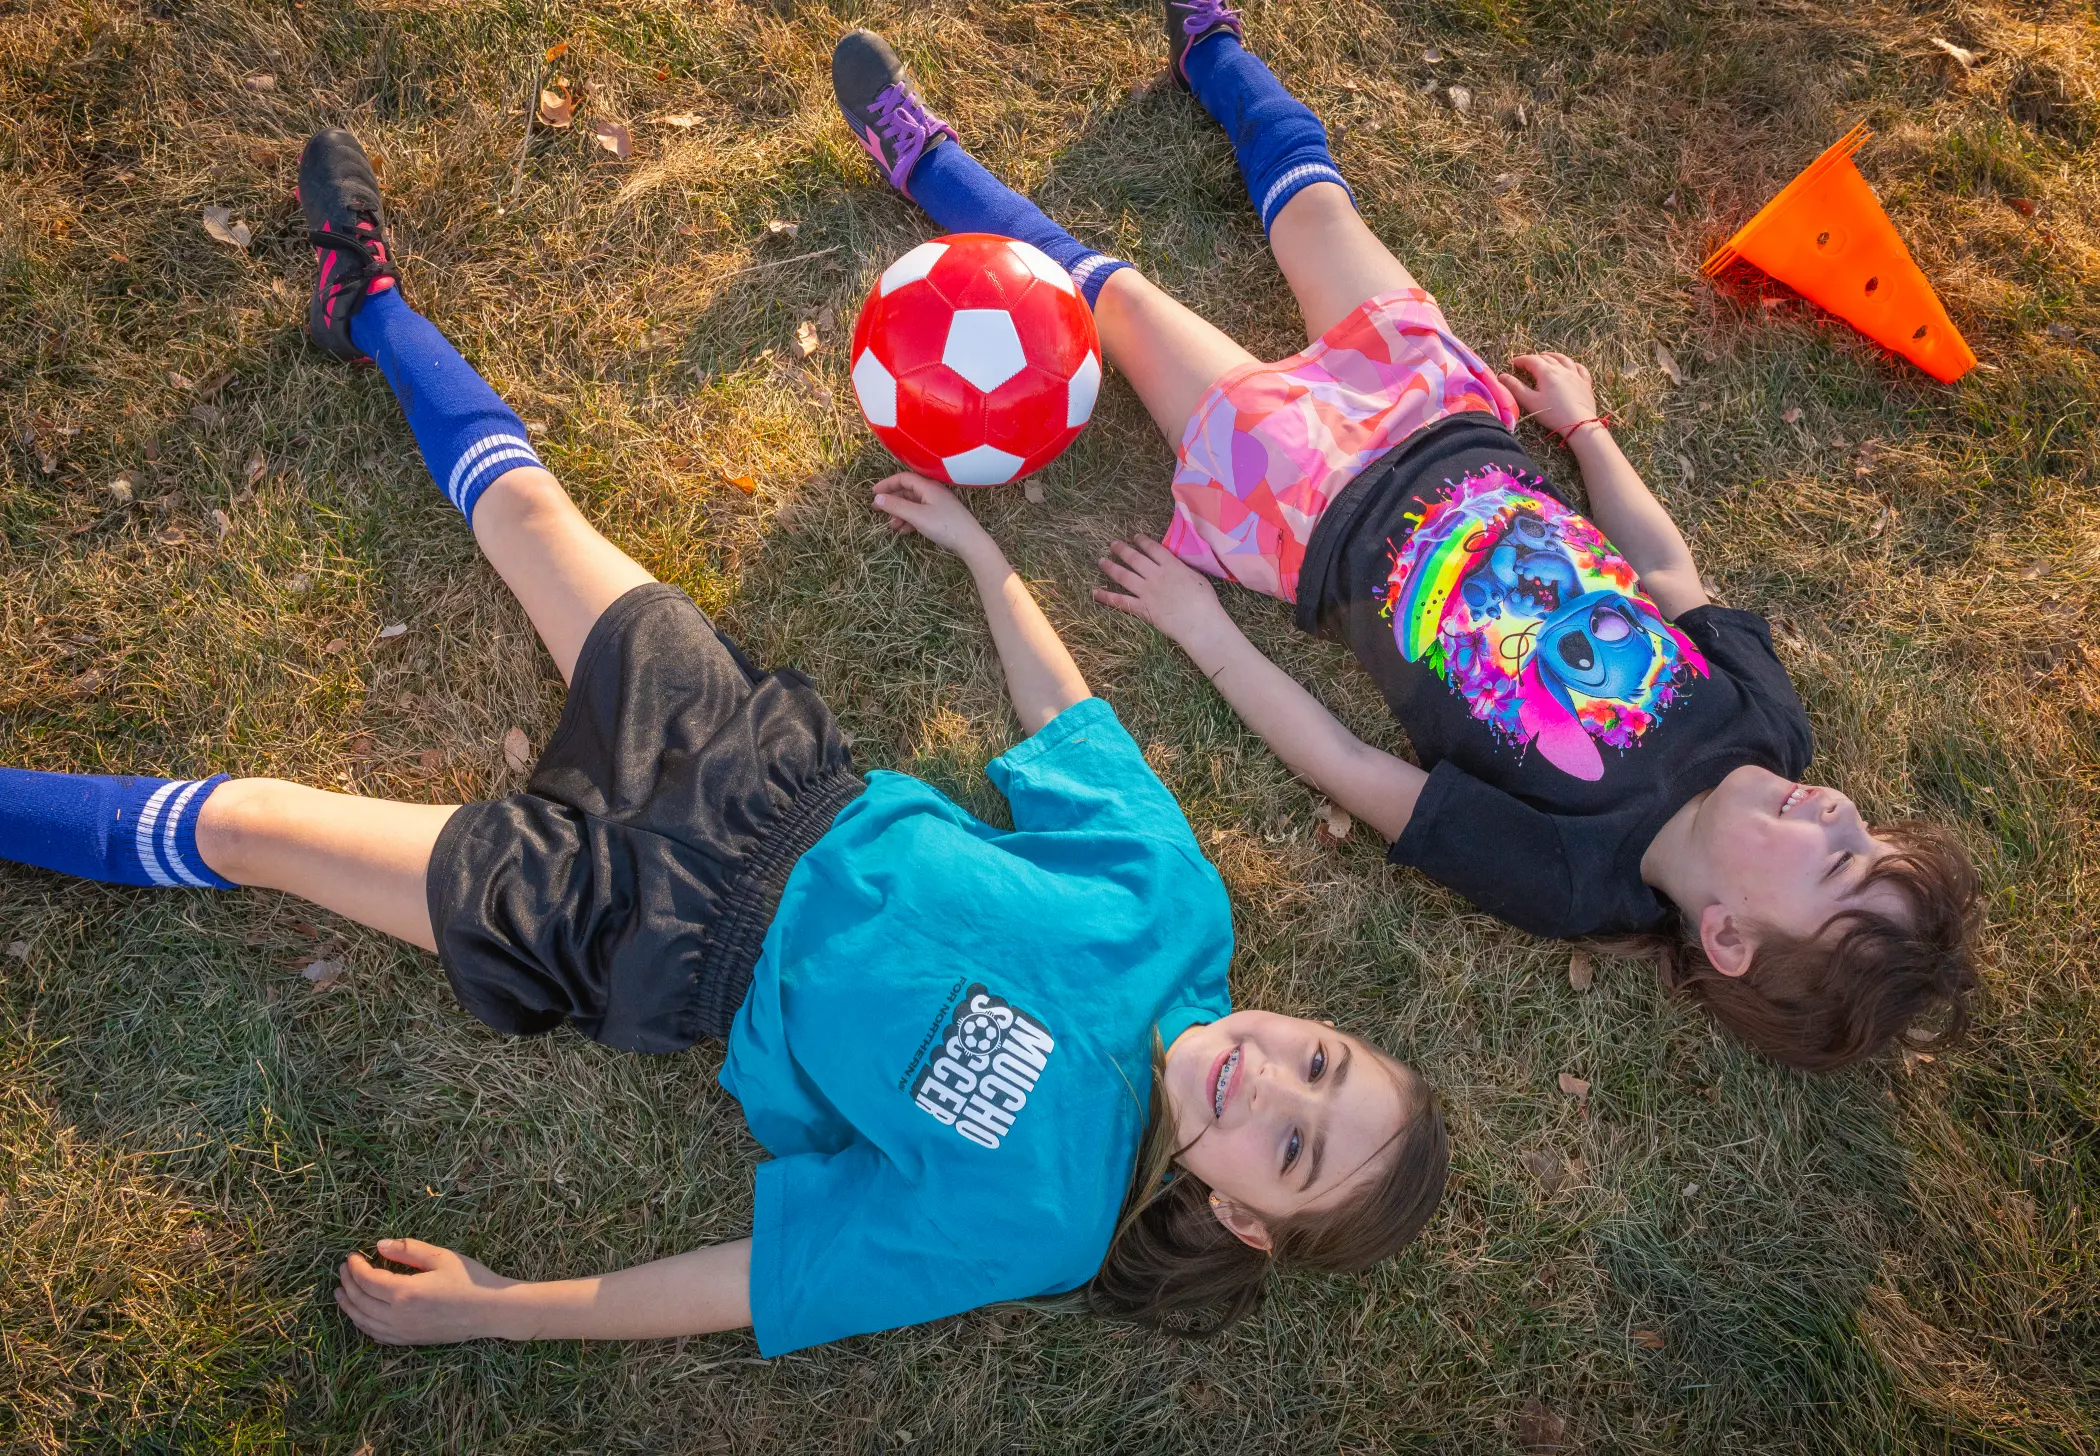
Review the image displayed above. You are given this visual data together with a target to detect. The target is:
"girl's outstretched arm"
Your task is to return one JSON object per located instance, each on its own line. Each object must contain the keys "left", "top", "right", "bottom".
{"left": 1497, "top": 353, "right": 1709, "bottom": 620}
{"left": 1094, "top": 537, "right": 1428, "bottom": 843}
{"left": 334, "top": 1237, "right": 752, "bottom": 1344}
{"left": 871, "top": 472, "right": 1090, "bottom": 735}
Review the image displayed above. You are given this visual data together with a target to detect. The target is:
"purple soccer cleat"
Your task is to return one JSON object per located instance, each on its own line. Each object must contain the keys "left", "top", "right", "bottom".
{"left": 832, "top": 30, "right": 957, "bottom": 198}
{"left": 1165, "top": 0, "right": 1243, "bottom": 89}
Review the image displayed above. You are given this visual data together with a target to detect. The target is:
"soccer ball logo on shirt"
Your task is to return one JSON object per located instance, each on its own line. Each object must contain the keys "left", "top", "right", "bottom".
{"left": 850, "top": 233, "right": 1102, "bottom": 487}
{"left": 909, "top": 985, "right": 1058, "bottom": 1151}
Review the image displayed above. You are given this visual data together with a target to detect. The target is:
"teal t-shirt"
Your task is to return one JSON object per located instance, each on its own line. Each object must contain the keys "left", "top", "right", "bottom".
{"left": 720, "top": 698, "right": 1233, "bottom": 1356}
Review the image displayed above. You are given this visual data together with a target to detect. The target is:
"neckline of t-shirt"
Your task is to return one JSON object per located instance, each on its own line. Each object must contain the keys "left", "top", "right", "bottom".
{"left": 1625, "top": 745, "right": 1798, "bottom": 912}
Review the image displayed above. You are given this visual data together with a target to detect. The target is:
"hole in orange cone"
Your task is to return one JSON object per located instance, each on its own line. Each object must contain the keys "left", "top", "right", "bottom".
{"left": 1913, "top": 324, "right": 1929, "bottom": 339}
{"left": 1865, "top": 276, "right": 1880, "bottom": 294}
{"left": 1816, "top": 231, "right": 1832, "bottom": 246}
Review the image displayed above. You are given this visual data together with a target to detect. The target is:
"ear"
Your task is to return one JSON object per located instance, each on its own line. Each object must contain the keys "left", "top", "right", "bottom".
{"left": 1698, "top": 903, "right": 1756, "bottom": 978}
{"left": 1208, "top": 1193, "right": 1274, "bottom": 1252}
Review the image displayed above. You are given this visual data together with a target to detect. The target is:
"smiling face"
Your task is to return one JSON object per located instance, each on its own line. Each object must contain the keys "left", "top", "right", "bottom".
{"left": 1692, "top": 764, "right": 1906, "bottom": 954}
{"left": 1159, "top": 1011, "right": 1416, "bottom": 1242}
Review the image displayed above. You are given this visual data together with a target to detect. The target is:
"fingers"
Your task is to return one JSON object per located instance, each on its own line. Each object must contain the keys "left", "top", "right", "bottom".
{"left": 1090, "top": 587, "right": 1147, "bottom": 616}
{"left": 377, "top": 1237, "right": 448, "bottom": 1271}
{"left": 1131, "top": 534, "right": 1178, "bottom": 567}
{"left": 1097, "top": 557, "right": 1147, "bottom": 593}
{"left": 342, "top": 1251, "right": 399, "bottom": 1300}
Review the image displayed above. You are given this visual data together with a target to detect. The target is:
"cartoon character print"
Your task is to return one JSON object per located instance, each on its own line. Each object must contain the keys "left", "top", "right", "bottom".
{"left": 1380, "top": 466, "right": 1709, "bottom": 780}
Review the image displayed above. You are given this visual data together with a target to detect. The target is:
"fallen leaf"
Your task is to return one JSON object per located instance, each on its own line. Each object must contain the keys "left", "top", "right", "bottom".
{"left": 590, "top": 119, "right": 633, "bottom": 160}
{"left": 376, "top": 622, "right": 407, "bottom": 640}
{"left": 300, "top": 956, "right": 347, "bottom": 989}
{"left": 1445, "top": 85, "right": 1471, "bottom": 112}
{"left": 1867, "top": 504, "right": 1897, "bottom": 538}
{"left": 419, "top": 749, "right": 443, "bottom": 771}
{"left": 156, "top": 524, "right": 186, "bottom": 546}
{"left": 816, "top": 304, "right": 836, "bottom": 335}
{"left": 766, "top": 218, "right": 799, "bottom": 237}
{"left": 197, "top": 370, "right": 234, "bottom": 400}
{"left": 794, "top": 319, "right": 821, "bottom": 358}
{"left": 211, "top": 508, "right": 232, "bottom": 540}
{"left": 1557, "top": 1072, "right": 1590, "bottom": 1100}
{"left": 1316, "top": 800, "right": 1354, "bottom": 842}
{"left": 1421, "top": 46, "right": 1443, "bottom": 63}
{"left": 244, "top": 450, "right": 267, "bottom": 486}
{"left": 721, "top": 470, "right": 757, "bottom": 494}
{"left": 242, "top": 73, "right": 276, "bottom": 91}
{"left": 2008, "top": 197, "right": 2036, "bottom": 217}
{"left": 190, "top": 403, "right": 221, "bottom": 427}
{"left": 524, "top": 420, "right": 548, "bottom": 437}
{"left": 655, "top": 113, "right": 705, "bottom": 128}
{"left": 1023, "top": 478, "right": 1046, "bottom": 505}
{"left": 1490, "top": 172, "right": 1518, "bottom": 195}
{"left": 1653, "top": 340, "right": 1683, "bottom": 385}
{"left": 1518, "top": 1396, "right": 1568, "bottom": 1452}
{"left": 321, "top": 637, "right": 348, "bottom": 654}
{"left": 70, "top": 670, "right": 103, "bottom": 693}
{"left": 2020, "top": 559, "right": 2052, "bottom": 581}
{"left": 502, "top": 726, "right": 532, "bottom": 773}
{"left": 2046, "top": 322, "right": 2078, "bottom": 341}
{"left": 106, "top": 477, "right": 134, "bottom": 504}
{"left": 1682, "top": 1181, "right": 1701, "bottom": 1197}
{"left": 6, "top": 941, "right": 27, "bottom": 960}
{"left": 1520, "top": 1148, "right": 1566, "bottom": 1195}
{"left": 537, "top": 86, "right": 575, "bottom": 128}
{"left": 1630, "top": 1327, "right": 1666, "bottom": 1351}
{"left": 1781, "top": 405, "right": 1803, "bottom": 425}
{"left": 346, "top": 734, "right": 377, "bottom": 760}
{"left": 1567, "top": 951, "right": 1594, "bottom": 991}
{"left": 168, "top": 369, "right": 194, "bottom": 391}
{"left": 1929, "top": 36, "right": 1979, "bottom": 69}
{"left": 202, "top": 206, "right": 252, "bottom": 251}
{"left": 287, "top": 573, "right": 311, "bottom": 593}
{"left": 1674, "top": 451, "right": 1695, "bottom": 482}
{"left": 544, "top": 39, "right": 570, "bottom": 62}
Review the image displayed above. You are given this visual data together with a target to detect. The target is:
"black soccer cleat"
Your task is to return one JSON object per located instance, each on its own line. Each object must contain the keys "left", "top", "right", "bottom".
{"left": 832, "top": 30, "right": 956, "bottom": 198}
{"left": 295, "top": 128, "right": 400, "bottom": 363}
{"left": 1165, "top": 0, "right": 1243, "bottom": 90}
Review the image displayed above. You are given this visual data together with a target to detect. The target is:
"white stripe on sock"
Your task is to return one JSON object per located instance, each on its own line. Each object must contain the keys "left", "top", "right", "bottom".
{"left": 1067, "top": 253, "right": 1123, "bottom": 292}
{"left": 132, "top": 781, "right": 183, "bottom": 887}
{"left": 455, "top": 447, "right": 542, "bottom": 506}
{"left": 443, "top": 433, "right": 537, "bottom": 510}
{"left": 157, "top": 779, "right": 217, "bottom": 888}
{"left": 1258, "top": 164, "right": 1350, "bottom": 227}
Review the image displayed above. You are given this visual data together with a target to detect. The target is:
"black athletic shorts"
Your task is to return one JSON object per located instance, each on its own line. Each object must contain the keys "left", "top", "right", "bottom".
{"left": 426, "top": 583, "right": 863, "bottom": 1053}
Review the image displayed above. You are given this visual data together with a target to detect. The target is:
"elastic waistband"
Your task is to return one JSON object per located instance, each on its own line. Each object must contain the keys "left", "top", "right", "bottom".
{"left": 686, "top": 766, "right": 865, "bottom": 1040}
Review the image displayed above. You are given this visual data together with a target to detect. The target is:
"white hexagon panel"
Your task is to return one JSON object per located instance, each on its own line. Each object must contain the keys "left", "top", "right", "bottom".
{"left": 941, "top": 310, "right": 1028, "bottom": 394}
{"left": 851, "top": 350, "right": 898, "bottom": 428}
{"left": 1065, "top": 351, "right": 1101, "bottom": 429}
{"left": 940, "top": 444, "right": 1025, "bottom": 486}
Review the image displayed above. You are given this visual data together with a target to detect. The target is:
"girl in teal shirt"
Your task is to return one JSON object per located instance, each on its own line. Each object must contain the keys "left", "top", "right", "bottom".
{"left": 0, "top": 129, "right": 1448, "bottom": 1352}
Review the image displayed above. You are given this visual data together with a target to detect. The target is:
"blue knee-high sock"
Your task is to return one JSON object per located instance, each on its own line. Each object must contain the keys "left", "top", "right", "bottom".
{"left": 0, "top": 770, "right": 236, "bottom": 888}
{"left": 348, "top": 289, "right": 545, "bottom": 523}
{"left": 904, "top": 143, "right": 1132, "bottom": 308}
{"left": 1185, "top": 34, "right": 1353, "bottom": 232}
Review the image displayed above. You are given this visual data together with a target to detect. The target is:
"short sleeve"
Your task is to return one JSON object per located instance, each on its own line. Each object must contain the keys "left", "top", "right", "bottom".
{"left": 748, "top": 1142, "right": 1068, "bottom": 1356}
{"left": 986, "top": 698, "right": 1196, "bottom": 844}
{"left": 1388, "top": 761, "right": 1578, "bottom": 938}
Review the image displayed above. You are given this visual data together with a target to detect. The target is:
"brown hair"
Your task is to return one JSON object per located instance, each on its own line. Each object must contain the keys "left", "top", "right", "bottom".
{"left": 1608, "top": 820, "right": 1983, "bottom": 1073}
{"left": 1085, "top": 1042, "right": 1449, "bottom": 1337}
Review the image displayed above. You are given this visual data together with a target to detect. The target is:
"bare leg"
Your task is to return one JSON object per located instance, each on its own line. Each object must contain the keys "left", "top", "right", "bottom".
{"left": 1092, "top": 268, "right": 1260, "bottom": 446}
{"left": 467, "top": 466, "right": 656, "bottom": 685}
{"left": 1266, "top": 182, "right": 1422, "bottom": 342}
{"left": 196, "top": 780, "right": 456, "bottom": 951}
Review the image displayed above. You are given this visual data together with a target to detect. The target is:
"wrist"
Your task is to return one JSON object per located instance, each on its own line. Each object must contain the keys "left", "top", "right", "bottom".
{"left": 959, "top": 534, "right": 1009, "bottom": 578}
{"left": 485, "top": 1278, "right": 540, "bottom": 1341}
{"left": 1552, "top": 414, "right": 1613, "bottom": 448}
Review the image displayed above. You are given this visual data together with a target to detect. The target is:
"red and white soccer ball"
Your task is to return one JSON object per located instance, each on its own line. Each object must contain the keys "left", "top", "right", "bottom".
{"left": 849, "top": 232, "right": 1101, "bottom": 487}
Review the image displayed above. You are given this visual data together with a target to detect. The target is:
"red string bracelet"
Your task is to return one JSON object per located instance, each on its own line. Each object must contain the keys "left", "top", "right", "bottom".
{"left": 1549, "top": 413, "right": 1613, "bottom": 445}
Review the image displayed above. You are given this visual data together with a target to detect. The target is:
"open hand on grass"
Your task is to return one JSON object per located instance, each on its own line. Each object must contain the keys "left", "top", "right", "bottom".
{"left": 335, "top": 1237, "right": 519, "bottom": 1345}
{"left": 1499, "top": 352, "right": 1601, "bottom": 440}
{"left": 1093, "top": 535, "right": 1233, "bottom": 651}
{"left": 871, "top": 471, "right": 997, "bottom": 561}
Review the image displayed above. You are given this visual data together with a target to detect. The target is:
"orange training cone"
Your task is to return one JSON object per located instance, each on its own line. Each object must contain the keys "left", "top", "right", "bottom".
{"left": 1702, "top": 125, "right": 1976, "bottom": 383}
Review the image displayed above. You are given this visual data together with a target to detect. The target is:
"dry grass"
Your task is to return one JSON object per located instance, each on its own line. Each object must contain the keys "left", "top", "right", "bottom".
{"left": 2, "top": 0, "right": 2096, "bottom": 1451}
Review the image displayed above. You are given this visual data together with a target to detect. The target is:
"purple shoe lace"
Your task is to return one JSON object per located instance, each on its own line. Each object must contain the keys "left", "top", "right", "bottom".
{"left": 863, "top": 83, "right": 957, "bottom": 194}
{"left": 1174, "top": 0, "right": 1243, "bottom": 78}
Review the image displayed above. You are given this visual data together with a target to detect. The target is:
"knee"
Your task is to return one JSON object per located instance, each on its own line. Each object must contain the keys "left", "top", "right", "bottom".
{"left": 472, "top": 464, "right": 573, "bottom": 531}
{"left": 194, "top": 777, "right": 302, "bottom": 886}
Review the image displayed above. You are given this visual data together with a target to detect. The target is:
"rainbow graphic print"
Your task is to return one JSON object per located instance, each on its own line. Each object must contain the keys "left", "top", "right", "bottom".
{"left": 1381, "top": 467, "right": 1709, "bottom": 781}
